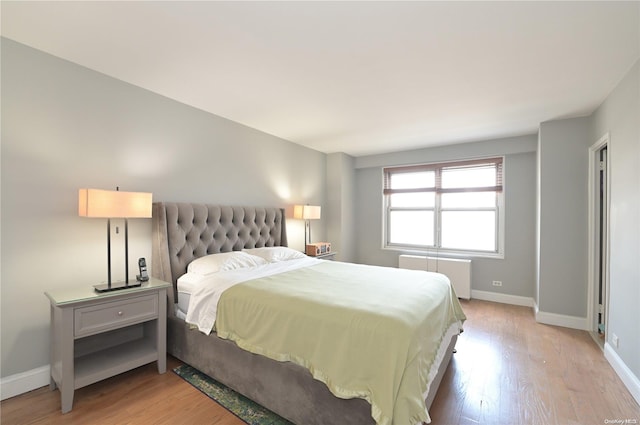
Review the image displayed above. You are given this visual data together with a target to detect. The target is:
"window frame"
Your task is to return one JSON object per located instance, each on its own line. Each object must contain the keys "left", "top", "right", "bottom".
{"left": 382, "top": 157, "right": 505, "bottom": 259}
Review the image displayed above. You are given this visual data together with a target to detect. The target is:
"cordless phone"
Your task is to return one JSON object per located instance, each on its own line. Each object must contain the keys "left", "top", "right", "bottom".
{"left": 137, "top": 257, "right": 149, "bottom": 282}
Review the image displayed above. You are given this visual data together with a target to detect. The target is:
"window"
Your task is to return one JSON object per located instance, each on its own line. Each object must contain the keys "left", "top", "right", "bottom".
{"left": 383, "top": 157, "right": 504, "bottom": 256}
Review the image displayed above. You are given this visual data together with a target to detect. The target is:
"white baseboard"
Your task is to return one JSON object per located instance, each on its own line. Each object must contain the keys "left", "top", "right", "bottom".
{"left": 471, "top": 290, "right": 535, "bottom": 307}
{"left": 604, "top": 342, "right": 640, "bottom": 407}
{"left": 470, "top": 293, "right": 591, "bottom": 331}
{"left": 533, "top": 302, "right": 590, "bottom": 330}
{"left": 0, "top": 365, "right": 50, "bottom": 401}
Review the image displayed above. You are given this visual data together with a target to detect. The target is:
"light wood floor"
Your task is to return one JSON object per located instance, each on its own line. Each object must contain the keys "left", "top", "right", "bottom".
{"left": 2, "top": 299, "right": 639, "bottom": 425}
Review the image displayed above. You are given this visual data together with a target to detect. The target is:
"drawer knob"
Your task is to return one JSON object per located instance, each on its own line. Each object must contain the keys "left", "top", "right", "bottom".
{"left": 117, "top": 311, "right": 123, "bottom": 316}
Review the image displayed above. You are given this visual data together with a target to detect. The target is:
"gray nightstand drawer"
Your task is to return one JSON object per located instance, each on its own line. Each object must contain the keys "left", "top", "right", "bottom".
{"left": 74, "top": 294, "right": 158, "bottom": 337}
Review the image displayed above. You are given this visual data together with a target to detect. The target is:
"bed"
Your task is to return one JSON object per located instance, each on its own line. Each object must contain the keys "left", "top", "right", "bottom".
{"left": 151, "top": 202, "right": 466, "bottom": 425}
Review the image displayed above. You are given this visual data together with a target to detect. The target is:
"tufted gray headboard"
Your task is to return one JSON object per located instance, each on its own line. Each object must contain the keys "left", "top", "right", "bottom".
{"left": 151, "top": 203, "right": 288, "bottom": 308}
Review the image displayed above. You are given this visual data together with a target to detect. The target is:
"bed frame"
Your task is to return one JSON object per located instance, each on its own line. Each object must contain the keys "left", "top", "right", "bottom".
{"left": 151, "top": 202, "right": 456, "bottom": 424}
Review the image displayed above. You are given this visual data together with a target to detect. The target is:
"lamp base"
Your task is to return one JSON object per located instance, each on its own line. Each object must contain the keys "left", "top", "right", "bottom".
{"left": 93, "top": 280, "right": 142, "bottom": 293}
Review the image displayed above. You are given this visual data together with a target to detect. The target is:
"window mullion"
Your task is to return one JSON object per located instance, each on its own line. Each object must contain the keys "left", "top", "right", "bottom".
{"left": 389, "top": 206, "right": 434, "bottom": 212}
{"left": 440, "top": 207, "right": 497, "bottom": 212}
{"left": 494, "top": 204, "right": 500, "bottom": 254}
{"left": 435, "top": 168, "right": 442, "bottom": 249}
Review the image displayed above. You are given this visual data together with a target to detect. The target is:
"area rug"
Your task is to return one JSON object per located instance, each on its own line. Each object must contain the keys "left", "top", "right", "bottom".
{"left": 173, "top": 364, "right": 294, "bottom": 425}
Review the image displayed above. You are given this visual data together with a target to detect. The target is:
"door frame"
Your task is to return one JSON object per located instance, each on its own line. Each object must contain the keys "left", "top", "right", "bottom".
{"left": 587, "top": 133, "right": 610, "bottom": 338}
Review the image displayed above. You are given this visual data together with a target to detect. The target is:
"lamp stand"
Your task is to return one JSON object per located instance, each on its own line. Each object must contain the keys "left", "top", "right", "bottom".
{"left": 125, "top": 218, "right": 129, "bottom": 285}
{"left": 107, "top": 218, "right": 112, "bottom": 285}
{"left": 93, "top": 217, "right": 140, "bottom": 293}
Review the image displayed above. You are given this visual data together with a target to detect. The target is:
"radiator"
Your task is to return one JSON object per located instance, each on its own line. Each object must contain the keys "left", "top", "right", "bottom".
{"left": 398, "top": 254, "right": 471, "bottom": 299}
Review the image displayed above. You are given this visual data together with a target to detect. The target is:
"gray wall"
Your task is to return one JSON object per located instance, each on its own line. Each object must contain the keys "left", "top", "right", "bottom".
{"left": 1, "top": 38, "right": 326, "bottom": 377}
{"left": 590, "top": 60, "right": 640, "bottom": 381}
{"left": 353, "top": 135, "right": 538, "bottom": 299}
{"left": 537, "top": 117, "right": 590, "bottom": 317}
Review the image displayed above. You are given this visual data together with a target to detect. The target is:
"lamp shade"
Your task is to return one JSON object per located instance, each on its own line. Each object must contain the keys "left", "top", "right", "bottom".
{"left": 293, "top": 205, "right": 321, "bottom": 220}
{"left": 79, "top": 189, "right": 152, "bottom": 218}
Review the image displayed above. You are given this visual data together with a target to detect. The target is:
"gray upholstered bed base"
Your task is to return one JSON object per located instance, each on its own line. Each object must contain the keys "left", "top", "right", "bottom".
{"left": 167, "top": 316, "right": 457, "bottom": 424}
{"left": 152, "top": 202, "right": 456, "bottom": 424}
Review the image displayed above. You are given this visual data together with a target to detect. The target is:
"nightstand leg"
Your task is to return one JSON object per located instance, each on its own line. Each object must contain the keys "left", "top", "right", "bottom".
{"left": 49, "top": 306, "right": 57, "bottom": 391}
{"left": 156, "top": 288, "right": 167, "bottom": 374}
{"left": 157, "top": 356, "right": 166, "bottom": 374}
{"left": 61, "top": 387, "right": 74, "bottom": 414}
{"left": 60, "top": 308, "right": 75, "bottom": 413}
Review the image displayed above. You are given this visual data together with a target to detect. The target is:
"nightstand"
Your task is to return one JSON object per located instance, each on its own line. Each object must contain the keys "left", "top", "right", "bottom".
{"left": 45, "top": 278, "right": 170, "bottom": 413}
{"left": 312, "top": 251, "right": 337, "bottom": 260}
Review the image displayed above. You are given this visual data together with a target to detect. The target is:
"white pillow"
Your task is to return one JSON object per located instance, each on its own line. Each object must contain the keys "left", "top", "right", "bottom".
{"left": 243, "top": 246, "right": 306, "bottom": 262}
{"left": 187, "top": 251, "right": 267, "bottom": 275}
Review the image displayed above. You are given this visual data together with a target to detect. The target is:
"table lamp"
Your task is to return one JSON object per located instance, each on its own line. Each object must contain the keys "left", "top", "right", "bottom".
{"left": 79, "top": 188, "right": 152, "bottom": 292}
{"left": 293, "top": 204, "right": 321, "bottom": 248}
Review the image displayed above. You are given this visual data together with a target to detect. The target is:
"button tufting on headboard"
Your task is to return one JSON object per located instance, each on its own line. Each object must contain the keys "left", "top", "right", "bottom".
{"left": 151, "top": 203, "right": 288, "bottom": 310}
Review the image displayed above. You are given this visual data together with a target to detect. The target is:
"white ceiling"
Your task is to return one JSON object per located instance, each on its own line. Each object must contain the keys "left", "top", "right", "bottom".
{"left": 2, "top": 1, "right": 639, "bottom": 157}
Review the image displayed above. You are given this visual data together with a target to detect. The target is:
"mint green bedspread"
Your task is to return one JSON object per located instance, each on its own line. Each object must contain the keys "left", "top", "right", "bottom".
{"left": 215, "top": 261, "right": 466, "bottom": 425}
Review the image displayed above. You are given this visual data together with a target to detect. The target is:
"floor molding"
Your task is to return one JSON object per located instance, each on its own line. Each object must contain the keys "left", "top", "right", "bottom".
{"left": 533, "top": 303, "right": 590, "bottom": 330}
{"left": 471, "top": 290, "right": 534, "bottom": 307}
{"left": 604, "top": 342, "right": 640, "bottom": 407}
{"left": 471, "top": 292, "right": 592, "bottom": 332}
{"left": 0, "top": 365, "right": 50, "bottom": 401}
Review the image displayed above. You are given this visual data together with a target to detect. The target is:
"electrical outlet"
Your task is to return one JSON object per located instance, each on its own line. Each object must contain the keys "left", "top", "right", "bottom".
{"left": 612, "top": 333, "right": 619, "bottom": 348}
{"left": 492, "top": 280, "right": 502, "bottom": 287}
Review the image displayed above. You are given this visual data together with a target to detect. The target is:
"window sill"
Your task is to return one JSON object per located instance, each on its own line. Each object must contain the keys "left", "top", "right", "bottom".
{"left": 382, "top": 245, "right": 504, "bottom": 260}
